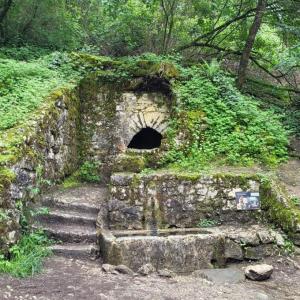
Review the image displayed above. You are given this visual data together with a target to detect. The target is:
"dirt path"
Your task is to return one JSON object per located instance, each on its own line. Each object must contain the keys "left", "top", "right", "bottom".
{"left": 277, "top": 159, "right": 300, "bottom": 199}
{"left": 0, "top": 255, "right": 300, "bottom": 300}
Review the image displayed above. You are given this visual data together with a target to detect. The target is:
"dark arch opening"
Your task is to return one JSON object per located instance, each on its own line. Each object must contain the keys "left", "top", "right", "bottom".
{"left": 128, "top": 127, "right": 162, "bottom": 149}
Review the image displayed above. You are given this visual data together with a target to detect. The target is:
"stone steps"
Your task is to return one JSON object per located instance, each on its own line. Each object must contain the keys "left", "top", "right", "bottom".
{"left": 36, "top": 209, "right": 97, "bottom": 227}
{"left": 41, "top": 199, "right": 100, "bottom": 215}
{"left": 34, "top": 185, "right": 108, "bottom": 260}
{"left": 50, "top": 243, "right": 100, "bottom": 259}
{"left": 38, "top": 223, "right": 97, "bottom": 243}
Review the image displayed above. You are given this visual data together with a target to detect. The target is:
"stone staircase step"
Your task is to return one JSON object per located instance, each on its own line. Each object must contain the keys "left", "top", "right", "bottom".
{"left": 40, "top": 185, "right": 108, "bottom": 215}
{"left": 38, "top": 223, "right": 97, "bottom": 243}
{"left": 35, "top": 209, "right": 97, "bottom": 227}
{"left": 40, "top": 199, "right": 99, "bottom": 215}
{"left": 50, "top": 243, "right": 100, "bottom": 259}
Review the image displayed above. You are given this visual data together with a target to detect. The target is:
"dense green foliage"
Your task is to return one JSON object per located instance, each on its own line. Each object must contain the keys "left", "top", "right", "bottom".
{"left": 163, "top": 62, "right": 289, "bottom": 168}
{"left": 0, "top": 48, "right": 80, "bottom": 130}
{"left": 0, "top": 1, "right": 298, "bottom": 86}
{"left": 78, "top": 161, "right": 101, "bottom": 183}
{"left": 0, "top": 50, "right": 291, "bottom": 168}
{"left": 62, "top": 161, "right": 101, "bottom": 188}
{"left": 0, "top": 231, "right": 51, "bottom": 277}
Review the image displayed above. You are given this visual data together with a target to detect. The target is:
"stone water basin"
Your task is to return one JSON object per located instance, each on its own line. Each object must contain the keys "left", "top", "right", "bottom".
{"left": 98, "top": 225, "right": 282, "bottom": 274}
{"left": 99, "top": 228, "right": 225, "bottom": 273}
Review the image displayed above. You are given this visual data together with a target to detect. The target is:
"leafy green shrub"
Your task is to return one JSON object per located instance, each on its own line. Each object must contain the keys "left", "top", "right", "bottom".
{"left": 62, "top": 161, "right": 101, "bottom": 188}
{"left": 291, "top": 196, "right": 300, "bottom": 206}
{"left": 162, "top": 65, "right": 289, "bottom": 170}
{"left": 0, "top": 231, "right": 52, "bottom": 278}
{"left": 282, "top": 238, "right": 295, "bottom": 255}
{"left": 0, "top": 46, "right": 51, "bottom": 61}
{"left": 78, "top": 161, "right": 101, "bottom": 183}
{"left": 197, "top": 219, "right": 218, "bottom": 228}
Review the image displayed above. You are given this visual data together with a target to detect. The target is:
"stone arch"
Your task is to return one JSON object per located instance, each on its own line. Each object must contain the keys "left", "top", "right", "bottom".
{"left": 117, "top": 92, "right": 169, "bottom": 149}
{"left": 128, "top": 127, "right": 162, "bottom": 149}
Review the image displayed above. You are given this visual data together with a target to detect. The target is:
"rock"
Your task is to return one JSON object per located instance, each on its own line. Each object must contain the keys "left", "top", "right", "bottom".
{"left": 234, "top": 231, "right": 260, "bottom": 246}
{"left": 274, "top": 232, "right": 285, "bottom": 247}
{"left": 193, "top": 268, "right": 245, "bottom": 284}
{"left": 138, "top": 263, "right": 155, "bottom": 276}
{"left": 112, "top": 270, "right": 119, "bottom": 275}
{"left": 102, "top": 264, "right": 115, "bottom": 273}
{"left": 244, "top": 244, "right": 276, "bottom": 260}
{"left": 115, "top": 265, "right": 134, "bottom": 276}
{"left": 225, "top": 239, "right": 243, "bottom": 261}
{"left": 292, "top": 233, "right": 300, "bottom": 246}
{"left": 258, "top": 231, "right": 274, "bottom": 244}
{"left": 158, "top": 269, "right": 174, "bottom": 278}
{"left": 245, "top": 264, "right": 274, "bottom": 281}
{"left": 294, "top": 246, "right": 300, "bottom": 256}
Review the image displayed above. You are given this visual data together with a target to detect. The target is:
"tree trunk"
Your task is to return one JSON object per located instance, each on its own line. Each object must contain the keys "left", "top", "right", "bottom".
{"left": 0, "top": 0, "right": 13, "bottom": 24}
{"left": 160, "top": 0, "right": 177, "bottom": 54}
{"left": 0, "top": 0, "right": 13, "bottom": 43}
{"left": 236, "top": 0, "right": 267, "bottom": 89}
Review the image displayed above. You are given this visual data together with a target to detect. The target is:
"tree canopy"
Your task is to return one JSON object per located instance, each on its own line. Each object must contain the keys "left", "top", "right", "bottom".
{"left": 0, "top": 0, "right": 299, "bottom": 88}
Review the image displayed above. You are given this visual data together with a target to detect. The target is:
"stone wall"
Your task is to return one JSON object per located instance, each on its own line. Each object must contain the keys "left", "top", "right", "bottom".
{"left": 105, "top": 172, "right": 261, "bottom": 230}
{"left": 79, "top": 79, "right": 170, "bottom": 178}
{"left": 0, "top": 77, "right": 172, "bottom": 251}
{"left": 0, "top": 88, "right": 81, "bottom": 251}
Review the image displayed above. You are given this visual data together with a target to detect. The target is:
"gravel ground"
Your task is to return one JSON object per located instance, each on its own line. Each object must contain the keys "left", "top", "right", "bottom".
{"left": 0, "top": 255, "right": 300, "bottom": 300}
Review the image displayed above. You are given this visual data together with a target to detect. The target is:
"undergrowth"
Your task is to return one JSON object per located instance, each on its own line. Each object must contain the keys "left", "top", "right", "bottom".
{"left": 0, "top": 48, "right": 80, "bottom": 131}
{"left": 0, "top": 200, "right": 52, "bottom": 278}
{"left": 162, "top": 62, "right": 289, "bottom": 170}
{"left": 0, "top": 230, "right": 52, "bottom": 278}
{"left": 62, "top": 161, "right": 101, "bottom": 188}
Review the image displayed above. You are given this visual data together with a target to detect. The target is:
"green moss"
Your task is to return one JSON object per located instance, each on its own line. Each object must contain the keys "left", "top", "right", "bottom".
{"left": 260, "top": 181, "right": 300, "bottom": 234}
{"left": 174, "top": 172, "right": 201, "bottom": 182}
{"left": 0, "top": 168, "right": 16, "bottom": 185}
{"left": 114, "top": 155, "right": 146, "bottom": 173}
{"left": 0, "top": 168, "right": 16, "bottom": 201}
{"left": 130, "top": 174, "right": 141, "bottom": 189}
{"left": 212, "top": 173, "right": 259, "bottom": 189}
{"left": 0, "top": 86, "right": 79, "bottom": 169}
{"left": 61, "top": 172, "right": 81, "bottom": 189}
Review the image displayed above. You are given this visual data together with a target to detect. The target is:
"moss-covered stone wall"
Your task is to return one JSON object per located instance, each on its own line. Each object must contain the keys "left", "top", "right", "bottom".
{"left": 107, "top": 172, "right": 261, "bottom": 230}
{"left": 260, "top": 180, "right": 300, "bottom": 245}
{"left": 79, "top": 77, "right": 170, "bottom": 179}
{"left": 0, "top": 87, "right": 81, "bottom": 251}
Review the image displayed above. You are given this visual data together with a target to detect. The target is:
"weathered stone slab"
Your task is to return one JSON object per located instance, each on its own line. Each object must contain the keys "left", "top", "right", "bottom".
{"left": 98, "top": 225, "right": 283, "bottom": 274}
{"left": 99, "top": 229, "right": 224, "bottom": 273}
{"left": 193, "top": 268, "right": 245, "bottom": 284}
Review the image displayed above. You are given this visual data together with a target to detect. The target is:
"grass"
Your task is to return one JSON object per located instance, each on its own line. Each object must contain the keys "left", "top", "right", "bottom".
{"left": 0, "top": 230, "right": 52, "bottom": 278}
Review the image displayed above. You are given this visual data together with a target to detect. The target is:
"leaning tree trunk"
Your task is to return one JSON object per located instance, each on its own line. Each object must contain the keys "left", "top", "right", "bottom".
{"left": 236, "top": 0, "right": 267, "bottom": 89}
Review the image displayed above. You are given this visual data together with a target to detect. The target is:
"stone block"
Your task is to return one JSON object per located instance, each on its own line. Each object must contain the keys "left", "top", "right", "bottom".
{"left": 225, "top": 239, "right": 243, "bottom": 261}
{"left": 99, "top": 229, "right": 224, "bottom": 273}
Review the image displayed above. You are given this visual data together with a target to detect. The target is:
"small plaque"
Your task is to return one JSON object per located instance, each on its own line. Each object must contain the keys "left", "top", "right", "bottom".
{"left": 236, "top": 192, "right": 260, "bottom": 210}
